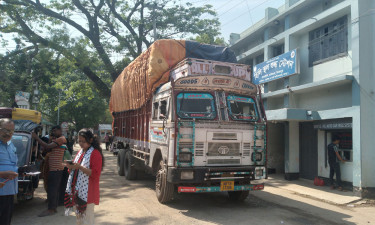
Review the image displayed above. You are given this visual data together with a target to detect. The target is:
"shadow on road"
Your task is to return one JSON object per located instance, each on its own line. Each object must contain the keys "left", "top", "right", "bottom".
{"left": 102, "top": 149, "right": 356, "bottom": 225}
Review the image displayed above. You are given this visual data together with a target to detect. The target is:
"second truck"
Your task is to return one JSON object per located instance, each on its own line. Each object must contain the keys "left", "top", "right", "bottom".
{"left": 110, "top": 40, "right": 267, "bottom": 203}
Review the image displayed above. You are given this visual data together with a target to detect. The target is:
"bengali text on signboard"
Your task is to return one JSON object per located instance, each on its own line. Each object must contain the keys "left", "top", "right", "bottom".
{"left": 253, "top": 49, "right": 299, "bottom": 85}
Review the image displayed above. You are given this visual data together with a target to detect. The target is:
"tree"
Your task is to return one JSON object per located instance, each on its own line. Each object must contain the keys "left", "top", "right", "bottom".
{"left": 0, "top": 0, "right": 222, "bottom": 98}
{"left": 0, "top": 47, "right": 111, "bottom": 130}
{"left": 193, "top": 33, "right": 227, "bottom": 46}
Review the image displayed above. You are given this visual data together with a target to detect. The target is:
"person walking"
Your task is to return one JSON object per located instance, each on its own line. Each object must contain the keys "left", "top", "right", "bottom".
{"left": 32, "top": 125, "right": 67, "bottom": 217}
{"left": 0, "top": 118, "right": 18, "bottom": 225}
{"left": 328, "top": 135, "right": 346, "bottom": 191}
{"left": 64, "top": 128, "right": 104, "bottom": 225}
{"left": 104, "top": 133, "right": 110, "bottom": 151}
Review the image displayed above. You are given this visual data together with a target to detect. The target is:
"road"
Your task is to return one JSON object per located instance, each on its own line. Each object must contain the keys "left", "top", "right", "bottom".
{"left": 12, "top": 145, "right": 374, "bottom": 225}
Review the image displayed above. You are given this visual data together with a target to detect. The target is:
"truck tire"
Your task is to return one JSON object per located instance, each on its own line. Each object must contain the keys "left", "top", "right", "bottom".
{"left": 228, "top": 190, "right": 249, "bottom": 201}
{"left": 124, "top": 150, "right": 137, "bottom": 180}
{"left": 117, "top": 150, "right": 125, "bottom": 176}
{"left": 155, "top": 160, "right": 174, "bottom": 203}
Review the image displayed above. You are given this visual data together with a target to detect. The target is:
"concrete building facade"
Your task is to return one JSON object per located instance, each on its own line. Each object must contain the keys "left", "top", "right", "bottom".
{"left": 230, "top": 0, "right": 375, "bottom": 197}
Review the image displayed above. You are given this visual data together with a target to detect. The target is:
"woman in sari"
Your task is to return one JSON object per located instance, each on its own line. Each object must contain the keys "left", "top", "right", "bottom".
{"left": 64, "top": 129, "right": 104, "bottom": 225}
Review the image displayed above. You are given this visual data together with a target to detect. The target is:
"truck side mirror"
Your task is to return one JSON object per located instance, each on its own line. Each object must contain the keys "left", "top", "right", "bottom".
{"left": 159, "top": 114, "right": 166, "bottom": 120}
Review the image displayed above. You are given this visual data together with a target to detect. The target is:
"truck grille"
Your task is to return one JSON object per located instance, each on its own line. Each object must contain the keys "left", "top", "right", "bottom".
{"left": 207, "top": 159, "right": 241, "bottom": 165}
{"left": 207, "top": 143, "right": 240, "bottom": 156}
{"left": 195, "top": 142, "right": 204, "bottom": 156}
{"left": 243, "top": 143, "right": 251, "bottom": 156}
{"left": 212, "top": 133, "right": 237, "bottom": 140}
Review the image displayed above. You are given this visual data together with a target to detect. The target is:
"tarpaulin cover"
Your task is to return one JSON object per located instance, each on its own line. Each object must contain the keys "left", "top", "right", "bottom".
{"left": 109, "top": 39, "right": 237, "bottom": 113}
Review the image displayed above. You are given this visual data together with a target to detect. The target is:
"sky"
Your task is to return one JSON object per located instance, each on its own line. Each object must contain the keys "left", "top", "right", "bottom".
{"left": 183, "top": 0, "right": 285, "bottom": 41}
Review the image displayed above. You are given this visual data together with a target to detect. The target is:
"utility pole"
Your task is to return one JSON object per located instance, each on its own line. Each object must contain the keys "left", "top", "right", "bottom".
{"left": 153, "top": 1, "right": 157, "bottom": 42}
{"left": 57, "top": 90, "right": 61, "bottom": 125}
{"left": 32, "top": 81, "right": 39, "bottom": 110}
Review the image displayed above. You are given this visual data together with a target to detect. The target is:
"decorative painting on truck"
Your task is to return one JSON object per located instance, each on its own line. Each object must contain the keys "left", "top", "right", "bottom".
{"left": 171, "top": 59, "right": 252, "bottom": 81}
{"left": 174, "top": 75, "right": 257, "bottom": 95}
{"left": 227, "top": 95, "right": 258, "bottom": 121}
{"left": 177, "top": 93, "right": 216, "bottom": 119}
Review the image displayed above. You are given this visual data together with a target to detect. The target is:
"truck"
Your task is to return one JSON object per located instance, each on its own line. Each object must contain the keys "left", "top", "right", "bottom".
{"left": 96, "top": 124, "right": 112, "bottom": 143}
{"left": 110, "top": 40, "right": 267, "bottom": 203}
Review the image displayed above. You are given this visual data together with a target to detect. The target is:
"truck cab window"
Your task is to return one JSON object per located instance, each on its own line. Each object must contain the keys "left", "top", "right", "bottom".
{"left": 153, "top": 102, "right": 159, "bottom": 120}
{"left": 227, "top": 95, "right": 258, "bottom": 121}
{"left": 160, "top": 100, "right": 167, "bottom": 119}
{"left": 177, "top": 93, "right": 216, "bottom": 119}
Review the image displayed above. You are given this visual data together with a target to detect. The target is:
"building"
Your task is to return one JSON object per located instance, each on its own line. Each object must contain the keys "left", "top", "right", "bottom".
{"left": 230, "top": 0, "right": 375, "bottom": 197}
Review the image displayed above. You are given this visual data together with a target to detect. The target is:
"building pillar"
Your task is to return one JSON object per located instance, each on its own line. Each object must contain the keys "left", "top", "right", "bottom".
{"left": 263, "top": 44, "right": 272, "bottom": 110}
{"left": 284, "top": 121, "right": 300, "bottom": 180}
{"left": 351, "top": 0, "right": 375, "bottom": 198}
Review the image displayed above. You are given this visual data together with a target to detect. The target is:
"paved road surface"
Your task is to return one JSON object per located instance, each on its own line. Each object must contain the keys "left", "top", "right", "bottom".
{"left": 12, "top": 145, "right": 374, "bottom": 225}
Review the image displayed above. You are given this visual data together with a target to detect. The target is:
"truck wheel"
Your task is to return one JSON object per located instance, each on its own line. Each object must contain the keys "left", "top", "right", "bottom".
{"left": 117, "top": 150, "right": 125, "bottom": 176}
{"left": 124, "top": 150, "right": 137, "bottom": 180}
{"left": 228, "top": 190, "right": 249, "bottom": 201}
{"left": 155, "top": 160, "right": 174, "bottom": 203}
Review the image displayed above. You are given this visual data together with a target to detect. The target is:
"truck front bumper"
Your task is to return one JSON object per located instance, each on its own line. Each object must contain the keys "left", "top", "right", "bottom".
{"left": 177, "top": 184, "right": 264, "bottom": 193}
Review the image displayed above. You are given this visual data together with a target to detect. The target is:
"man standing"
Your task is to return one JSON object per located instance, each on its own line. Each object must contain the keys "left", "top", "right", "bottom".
{"left": 32, "top": 125, "right": 67, "bottom": 217}
{"left": 328, "top": 135, "right": 346, "bottom": 191}
{"left": 0, "top": 118, "right": 18, "bottom": 225}
{"left": 104, "top": 133, "right": 110, "bottom": 151}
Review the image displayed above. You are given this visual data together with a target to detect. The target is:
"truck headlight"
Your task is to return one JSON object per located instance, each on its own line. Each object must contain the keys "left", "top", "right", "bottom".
{"left": 180, "top": 171, "right": 194, "bottom": 180}
{"left": 255, "top": 168, "right": 263, "bottom": 177}
{"left": 252, "top": 152, "right": 262, "bottom": 161}
{"left": 179, "top": 152, "right": 192, "bottom": 162}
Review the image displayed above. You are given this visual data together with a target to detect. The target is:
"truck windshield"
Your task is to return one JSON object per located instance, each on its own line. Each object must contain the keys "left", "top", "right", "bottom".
{"left": 177, "top": 93, "right": 216, "bottom": 119}
{"left": 227, "top": 95, "right": 258, "bottom": 121}
{"left": 11, "top": 134, "right": 30, "bottom": 167}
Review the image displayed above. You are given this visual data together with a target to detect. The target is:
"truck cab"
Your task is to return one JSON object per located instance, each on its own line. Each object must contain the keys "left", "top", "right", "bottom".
{"left": 150, "top": 73, "right": 266, "bottom": 202}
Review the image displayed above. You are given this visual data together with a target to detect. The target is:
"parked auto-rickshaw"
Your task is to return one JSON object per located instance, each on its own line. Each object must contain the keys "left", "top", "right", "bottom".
{"left": 12, "top": 120, "right": 41, "bottom": 201}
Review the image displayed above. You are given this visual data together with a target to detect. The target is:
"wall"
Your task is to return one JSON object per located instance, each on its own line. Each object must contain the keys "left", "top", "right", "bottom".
{"left": 285, "top": 121, "right": 299, "bottom": 174}
{"left": 357, "top": 0, "right": 375, "bottom": 189}
{"left": 295, "top": 83, "right": 352, "bottom": 111}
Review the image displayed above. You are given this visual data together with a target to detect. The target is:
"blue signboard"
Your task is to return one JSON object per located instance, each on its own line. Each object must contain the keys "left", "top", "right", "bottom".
{"left": 252, "top": 49, "right": 299, "bottom": 85}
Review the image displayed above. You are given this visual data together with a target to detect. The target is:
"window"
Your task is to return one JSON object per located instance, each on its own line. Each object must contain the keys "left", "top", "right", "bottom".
{"left": 152, "top": 102, "right": 159, "bottom": 120}
{"left": 227, "top": 95, "right": 258, "bottom": 121}
{"left": 11, "top": 135, "right": 31, "bottom": 167}
{"left": 255, "top": 54, "right": 264, "bottom": 64}
{"left": 177, "top": 93, "right": 216, "bottom": 119}
{"left": 309, "top": 16, "right": 348, "bottom": 66}
{"left": 273, "top": 44, "right": 284, "bottom": 57}
{"left": 159, "top": 100, "right": 167, "bottom": 119}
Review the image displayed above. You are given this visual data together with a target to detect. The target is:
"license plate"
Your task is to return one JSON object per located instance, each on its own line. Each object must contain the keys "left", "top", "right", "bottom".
{"left": 220, "top": 180, "right": 234, "bottom": 191}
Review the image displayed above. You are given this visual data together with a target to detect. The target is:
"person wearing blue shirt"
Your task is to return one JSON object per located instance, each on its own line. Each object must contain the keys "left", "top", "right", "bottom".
{"left": 0, "top": 118, "right": 18, "bottom": 225}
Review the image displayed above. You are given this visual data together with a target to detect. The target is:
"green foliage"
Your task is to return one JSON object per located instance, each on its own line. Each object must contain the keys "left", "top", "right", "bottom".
{"left": 0, "top": 0, "right": 223, "bottom": 98}
{"left": 193, "top": 33, "right": 227, "bottom": 46}
{"left": 0, "top": 48, "right": 111, "bottom": 130}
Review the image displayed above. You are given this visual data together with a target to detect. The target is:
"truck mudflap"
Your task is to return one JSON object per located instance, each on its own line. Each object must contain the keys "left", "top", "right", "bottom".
{"left": 178, "top": 184, "right": 264, "bottom": 193}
